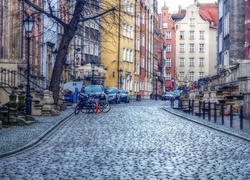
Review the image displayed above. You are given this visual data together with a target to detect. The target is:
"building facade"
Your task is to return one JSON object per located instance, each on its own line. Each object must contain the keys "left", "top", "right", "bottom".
{"left": 175, "top": 3, "right": 217, "bottom": 87}
{"left": 160, "top": 4, "right": 176, "bottom": 91}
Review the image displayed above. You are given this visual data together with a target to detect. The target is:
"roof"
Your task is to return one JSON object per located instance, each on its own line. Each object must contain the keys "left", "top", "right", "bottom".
{"left": 198, "top": 3, "right": 217, "bottom": 29}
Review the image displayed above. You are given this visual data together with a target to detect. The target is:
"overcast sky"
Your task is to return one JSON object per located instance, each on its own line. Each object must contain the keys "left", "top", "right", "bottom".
{"left": 158, "top": 0, "right": 217, "bottom": 13}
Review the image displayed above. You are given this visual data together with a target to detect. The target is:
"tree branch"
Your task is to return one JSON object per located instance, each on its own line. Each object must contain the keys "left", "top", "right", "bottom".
{"left": 23, "top": 0, "right": 67, "bottom": 27}
{"left": 80, "top": 7, "right": 116, "bottom": 22}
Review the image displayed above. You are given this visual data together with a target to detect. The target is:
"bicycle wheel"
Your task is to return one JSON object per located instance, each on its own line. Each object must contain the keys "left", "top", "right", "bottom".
{"left": 100, "top": 101, "right": 111, "bottom": 113}
{"left": 74, "top": 103, "right": 81, "bottom": 115}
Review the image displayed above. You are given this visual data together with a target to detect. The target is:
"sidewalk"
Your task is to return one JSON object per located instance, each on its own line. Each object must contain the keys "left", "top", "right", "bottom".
{"left": 163, "top": 106, "right": 250, "bottom": 142}
{"left": 0, "top": 105, "right": 75, "bottom": 158}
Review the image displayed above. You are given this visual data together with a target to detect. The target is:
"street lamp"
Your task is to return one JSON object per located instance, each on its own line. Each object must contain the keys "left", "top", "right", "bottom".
{"left": 118, "top": 69, "right": 123, "bottom": 88}
{"left": 155, "top": 75, "right": 158, "bottom": 101}
{"left": 23, "top": 16, "right": 34, "bottom": 115}
{"left": 90, "top": 60, "right": 96, "bottom": 85}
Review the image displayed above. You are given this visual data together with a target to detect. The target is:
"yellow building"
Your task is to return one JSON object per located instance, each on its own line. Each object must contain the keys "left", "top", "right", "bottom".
{"left": 101, "top": 0, "right": 135, "bottom": 94}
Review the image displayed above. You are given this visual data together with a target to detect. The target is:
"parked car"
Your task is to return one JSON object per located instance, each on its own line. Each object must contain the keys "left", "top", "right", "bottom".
{"left": 118, "top": 89, "right": 130, "bottom": 103}
{"left": 162, "top": 91, "right": 175, "bottom": 101}
{"left": 105, "top": 87, "right": 120, "bottom": 104}
{"left": 79, "top": 85, "right": 107, "bottom": 101}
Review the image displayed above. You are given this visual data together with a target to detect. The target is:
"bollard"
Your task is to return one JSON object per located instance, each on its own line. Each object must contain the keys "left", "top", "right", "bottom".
{"left": 188, "top": 99, "right": 190, "bottom": 114}
{"left": 95, "top": 99, "right": 99, "bottom": 114}
{"left": 221, "top": 104, "right": 224, "bottom": 125}
{"left": 214, "top": 103, "right": 217, "bottom": 123}
{"left": 198, "top": 101, "right": 201, "bottom": 117}
{"left": 192, "top": 99, "right": 194, "bottom": 115}
{"left": 208, "top": 101, "right": 211, "bottom": 121}
{"left": 240, "top": 106, "right": 243, "bottom": 130}
{"left": 202, "top": 101, "right": 205, "bottom": 119}
{"left": 230, "top": 104, "right": 233, "bottom": 127}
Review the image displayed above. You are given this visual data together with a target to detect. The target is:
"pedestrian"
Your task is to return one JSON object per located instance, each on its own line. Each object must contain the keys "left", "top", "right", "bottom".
{"left": 170, "top": 96, "right": 174, "bottom": 108}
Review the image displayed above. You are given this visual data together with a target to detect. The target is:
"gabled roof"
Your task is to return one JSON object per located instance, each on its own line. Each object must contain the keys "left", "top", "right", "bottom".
{"left": 198, "top": 3, "right": 217, "bottom": 29}
{"left": 171, "top": 9, "right": 186, "bottom": 22}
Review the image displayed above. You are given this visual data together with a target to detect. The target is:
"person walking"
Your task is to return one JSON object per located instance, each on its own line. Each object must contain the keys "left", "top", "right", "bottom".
{"left": 170, "top": 96, "right": 174, "bottom": 108}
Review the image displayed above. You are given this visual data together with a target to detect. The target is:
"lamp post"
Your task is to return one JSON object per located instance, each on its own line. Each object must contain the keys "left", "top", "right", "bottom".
{"left": 23, "top": 16, "right": 34, "bottom": 115}
{"left": 155, "top": 75, "right": 158, "bottom": 101}
{"left": 118, "top": 69, "right": 123, "bottom": 88}
{"left": 90, "top": 60, "right": 96, "bottom": 85}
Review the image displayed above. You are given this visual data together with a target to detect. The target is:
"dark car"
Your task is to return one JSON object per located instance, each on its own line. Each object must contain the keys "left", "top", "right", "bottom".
{"left": 118, "top": 89, "right": 130, "bottom": 103}
{"left": 162, "top": 91, "right": 175, "bottom": 101}
{"left": 79, "top": 85, "right": 107, "bottom": 101}
{"left": 105, "top": 87, "right": 120, "bottom": 104}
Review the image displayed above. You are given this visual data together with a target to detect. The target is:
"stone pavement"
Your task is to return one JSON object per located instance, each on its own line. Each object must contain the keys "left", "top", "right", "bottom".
{"left": 0, "top": 100, "right": 249, "bottom": 179}
{"left": 0, "top": 105, "right": 75, "bottom": 157}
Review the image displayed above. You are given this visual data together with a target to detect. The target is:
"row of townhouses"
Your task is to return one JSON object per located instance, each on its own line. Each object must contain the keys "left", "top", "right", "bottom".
{"left": 0, "top": 0, "right": 250, "bottom": 117}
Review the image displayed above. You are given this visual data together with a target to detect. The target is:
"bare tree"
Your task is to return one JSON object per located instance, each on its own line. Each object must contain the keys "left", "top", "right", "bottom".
{"left": 22, "top": 0, "right": 117, "bottom": 103}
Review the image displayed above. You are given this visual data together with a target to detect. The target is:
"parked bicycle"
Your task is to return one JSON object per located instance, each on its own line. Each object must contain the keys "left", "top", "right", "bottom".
{"left": 74, "top": 93, "right": 111, "bottom": 114}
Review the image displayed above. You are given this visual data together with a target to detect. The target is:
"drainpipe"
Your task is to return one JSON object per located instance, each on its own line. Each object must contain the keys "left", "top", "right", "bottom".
{"left": 117, "top": 0, "right": 121, "bottom": 88}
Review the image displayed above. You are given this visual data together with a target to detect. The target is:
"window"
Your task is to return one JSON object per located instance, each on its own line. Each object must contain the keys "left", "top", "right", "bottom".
{"left": 130, "top": 50, "right": 133, "bottom": 62}
{"left": 130, "top": 26, "right": 134, "bottom": 39}
{"left": 190, "top": 18, "right": 195, "bottom": 26}
{"left": 179, "top": 72, "right": 185, "bottom": 81}
{"left": 136, "top": 38, "right": 140, "bottom": 51}
{"left": 94, "top": 44, "right": 99, "bottom": 56}
{"left": 200, "top": 31, "right": 204, "bottom": 39}
{"left": 163, "top": 22, "right": 168, "bottom": 28}
{"left": 142, "top": 13, "right": 145, "bottom": 24}
{"left": 189, "top": 31, "right": 194, "bottom": 39}
{"left": 123, "top": 48, "right": 126, "bottom": 61}
{"left": 189, "top": 72, "right": 194, "bottom": 81}
{"left": 90, "top": 43, "right": 94, "bottom": 55}
{"left": 166, "top": 58, "right": 171, "bottom": 67}
{"left": 189, "top": 44, "right": 195, "bottom": 52}
{"left": 199, "top": 57, "right": 204, "bottom": 66}
{"left": 136, "top": 15, "right": 140, "bottom": 26}
{"left": 166, "top": 31, "right": 171, "bottom": 39}
{"left": 189, "top": 57, "right": 195, "bottom": 66}
{"left": 199, "top": 44, "right": 204, "bottom": 52}
{"left": 126, "top": 49, "right": 129, "bottom": 61}
{"left": 166, "top": 44, "right": 171, "bottom": 52}
{"left": 180, "top": 44, "right": 184, "bottom": 52}
{"left": 180, "top": 31, "right": 184, "bottom": 39}
{"left": 141, "top": 34, "right": 145, "bottom": 47}
{"left": 199, "top": 72, "right": 204, "bottom": 79}
{"left": 179, "top": 58, "right": 184, "bottom": 66}
{"left": 123, "top": 23, "right": 126, "bottom": 36}
{"left": 166, "top": 72, "right": 171, "bottom": 80}
{"left": 140, "top": 56, "right": 144, "bottom": 68}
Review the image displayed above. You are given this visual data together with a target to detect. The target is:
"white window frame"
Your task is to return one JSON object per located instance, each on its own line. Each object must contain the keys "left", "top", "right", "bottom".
{"left": 199, "top": 57, "right": 204, "bottom": 66}
{"left": 166, "top": 31, "right": 171, "bottom": 39}
{"left": 190, "top": 30, "right": 195, "bottom": 39}
{"left": 180, "top": 31, "right": 184, "bottom": 39}
{"left": 179, "top": 72, "right": 185, "bottom": 81}
{"left": 199, "top": 72, "right": 204, "bottom": 79}
{"left": 163, "top": 22, "right": 168, "bottom": 28}
{"left": 166, "top": 72, "right": 171, "bottom": 80}
{"left": 189, "top": 72, "right": 194, "bottom": 81}
{"left": 166, "top": 58, "right": 171, "bottom": 67}
{"left": 199, "top": 44, "right": 204, "bottom": 52}
{"left": 200, "top": 31, "right": 204, "bottom": 39}
{"left": 179, "top": 58, "right": 184, "bottom": 66}
{"left": 190, "top": 44, "right": 195, "bottom": 52}
{"left": 180, "top": 44, "right": 184, "bottom": 52}
{"left": 166, "top": 44, "right": 171, "bottom": 52}
{"left": 140, "top": 56, "right": 144, "bottom": 68}
{"left": 189, "top": 57, "right": 195, "bottom": 66}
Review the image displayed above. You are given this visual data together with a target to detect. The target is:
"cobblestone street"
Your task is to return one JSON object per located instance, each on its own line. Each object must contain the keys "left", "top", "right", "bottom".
{"left": 0, "top": 101, "right": 250, "bottom": 179}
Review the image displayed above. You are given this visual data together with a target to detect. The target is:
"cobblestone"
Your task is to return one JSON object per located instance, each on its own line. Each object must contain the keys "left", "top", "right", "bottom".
{"left": 0, "top": 101, "right": 249, "bottom": 179}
